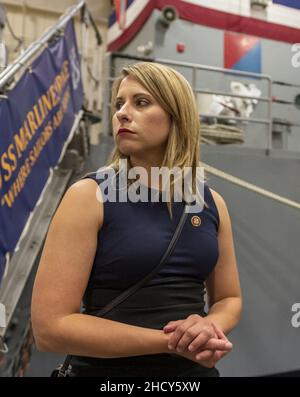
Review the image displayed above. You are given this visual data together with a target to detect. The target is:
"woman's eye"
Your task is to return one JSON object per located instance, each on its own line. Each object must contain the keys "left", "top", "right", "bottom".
{"left": 115, "top": 102, "right": 123, "bottom": 110}
{"left": 115, "top": 98, "right": 149, "bottom": 110}
{"left": 136, "top": 99, "right": 149, "bottom": 106}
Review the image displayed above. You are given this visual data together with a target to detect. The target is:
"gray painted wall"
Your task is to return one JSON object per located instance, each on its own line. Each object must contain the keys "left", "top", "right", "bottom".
{"left": 202, "top": 144, "right": 300, "bottom": 376}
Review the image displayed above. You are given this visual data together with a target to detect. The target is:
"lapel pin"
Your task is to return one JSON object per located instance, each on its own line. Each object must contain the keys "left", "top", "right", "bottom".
{"left": 191, "top": 215, "right": 201, "bottom": 227}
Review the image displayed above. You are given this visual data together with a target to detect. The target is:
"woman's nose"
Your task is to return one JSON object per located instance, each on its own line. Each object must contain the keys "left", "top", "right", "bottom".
{"left": 116, "top": 103, "right": 132, "bottom": 122}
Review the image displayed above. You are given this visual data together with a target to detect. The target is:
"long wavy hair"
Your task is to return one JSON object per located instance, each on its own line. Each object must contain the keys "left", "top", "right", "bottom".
{"left": 106, "top": 62, "right": 207, "bottom": 219}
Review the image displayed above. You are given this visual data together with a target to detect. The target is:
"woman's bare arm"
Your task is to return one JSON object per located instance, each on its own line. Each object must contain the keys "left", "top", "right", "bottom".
{"left": 204, "top": 189, "right": 242, "bottom": 334}
{"left": 31, "top": 178, "right": 169, "bottom": 358}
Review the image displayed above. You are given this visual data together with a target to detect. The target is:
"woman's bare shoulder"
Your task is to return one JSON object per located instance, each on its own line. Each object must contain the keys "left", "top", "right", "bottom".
{"left": 208, "top": 188, "right": 229, "bottom": 219}
{"left": 68, "top": 177, "right": 100, "bottom": 195}
{"left": 209, "top": 188, "right": 225, "bottom": 206}
{"left": 58, "top": 177, "right": 103, "bottom": 231}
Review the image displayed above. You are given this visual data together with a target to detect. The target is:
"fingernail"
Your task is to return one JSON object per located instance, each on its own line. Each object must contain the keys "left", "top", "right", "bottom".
{"left": 168, "top": 344, "right": 173, "bottom": 350}
{"left": 177, "top": 347, "right": 183, "bottom": 353}
{"left": 188, "top": 345, "right": 194, "bottom": 352}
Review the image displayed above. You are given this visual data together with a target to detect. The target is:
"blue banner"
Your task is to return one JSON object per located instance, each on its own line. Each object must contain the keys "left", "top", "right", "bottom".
{"left": 273, "top": 0, "right": 300, "bottom": 9}
{"left": 0, "top": 19, "right": 83, "bottom": 283}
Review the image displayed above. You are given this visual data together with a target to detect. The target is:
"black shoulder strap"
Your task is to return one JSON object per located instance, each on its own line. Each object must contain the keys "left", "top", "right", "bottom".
{"left": 56, "top": 203, "right": 189, "bottom": 376}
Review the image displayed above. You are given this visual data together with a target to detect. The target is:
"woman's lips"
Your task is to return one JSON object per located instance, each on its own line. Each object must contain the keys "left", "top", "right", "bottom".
{"left": 117, "top": 128, "right": 136, "bottom": 135}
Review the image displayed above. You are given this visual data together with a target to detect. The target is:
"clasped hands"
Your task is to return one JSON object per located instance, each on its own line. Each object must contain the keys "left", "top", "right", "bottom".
{"left": 163, "top": 314, "right": 233, "bottom": 368}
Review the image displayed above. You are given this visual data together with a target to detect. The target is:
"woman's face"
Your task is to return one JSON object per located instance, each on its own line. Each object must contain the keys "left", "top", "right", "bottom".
{"left": 112, "top": 75, "right": 171, "bottom": 161}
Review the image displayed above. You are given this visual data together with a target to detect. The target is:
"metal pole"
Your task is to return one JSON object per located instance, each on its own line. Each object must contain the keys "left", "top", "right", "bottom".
{"left": 200, "top": 114, "right": 271, "bottom": 124}
{"left": 266, "top": 77, "right": 273, "bottom": 155}
{"left": 195, "top": 88, "right": 270, "bottom": 102}
{"left": 21, "top": 1, "right": 27, "bottom": 53}
{"left": 273, "top": 80, "right": 300, "bottom": 89}
{"left": 102, "top": 52, "right": 112, "bottom": 136}
{"left": 156, "top": 56, "right": 271, "bottom": 80}
{"left": 192, "top": 66, "right": 196, "bottom": 97}
{"left": 0, "top": 0, "right": 85, "bottom": 90}
{"left": 80, "top": 5, "right": 88, "bottom": 104}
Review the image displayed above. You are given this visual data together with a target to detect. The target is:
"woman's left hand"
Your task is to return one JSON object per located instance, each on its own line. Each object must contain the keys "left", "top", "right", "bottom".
{"left": 163, "top": 314, "right": 232, "bottom": 354}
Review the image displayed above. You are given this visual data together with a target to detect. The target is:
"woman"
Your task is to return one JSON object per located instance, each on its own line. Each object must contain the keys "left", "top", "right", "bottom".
{"left": 31, "top": 62, "right": 242, "bottom": 377}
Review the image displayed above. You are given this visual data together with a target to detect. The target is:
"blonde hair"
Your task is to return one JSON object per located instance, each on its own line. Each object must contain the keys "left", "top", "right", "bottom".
{"left": 107, "top": 62, "right": 207, "bottom": 219}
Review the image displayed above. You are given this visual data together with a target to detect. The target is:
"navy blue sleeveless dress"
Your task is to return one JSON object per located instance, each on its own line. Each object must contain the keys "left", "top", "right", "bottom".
{"left": 69, "top": 169, "right": 220, "bottom": 377}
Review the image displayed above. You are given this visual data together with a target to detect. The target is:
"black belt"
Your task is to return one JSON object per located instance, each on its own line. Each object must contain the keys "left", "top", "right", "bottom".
{"left": 83, "top": 280, "right": 206, "bottom": 329}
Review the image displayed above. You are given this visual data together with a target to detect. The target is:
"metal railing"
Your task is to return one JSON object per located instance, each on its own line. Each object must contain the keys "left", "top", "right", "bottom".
{"left": 103, "top": 52, "right": 274, "bottom": 153}
{"left": 0, "top": 0, "right": 97, "bottom": 348}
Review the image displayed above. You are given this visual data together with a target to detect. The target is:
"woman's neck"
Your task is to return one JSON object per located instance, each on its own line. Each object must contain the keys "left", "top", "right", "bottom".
{"left": 129, "top": 155, "right": 163, "bottom": 190}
